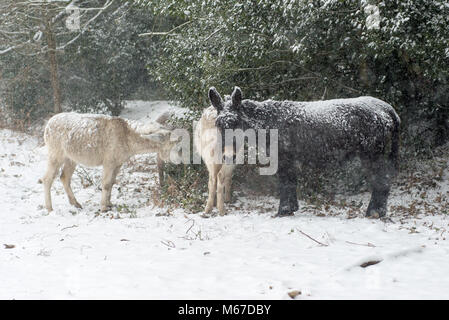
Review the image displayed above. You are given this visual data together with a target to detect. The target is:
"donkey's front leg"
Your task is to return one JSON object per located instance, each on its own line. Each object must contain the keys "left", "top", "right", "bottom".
{"left": 101, "top": 165, "right": 121, "bottom": 212}
{"left": 276, "top": 159, "right": 298, "bottom": 217}
{"left": 157, "top": 153, "right": 165, "bottom": 187}
{"left": 205, "top": 164, "right": 219, "bottom": 214}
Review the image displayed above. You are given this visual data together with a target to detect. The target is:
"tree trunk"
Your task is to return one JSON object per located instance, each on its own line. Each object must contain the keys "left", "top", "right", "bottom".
{"left": 44, "top": 14, "right": 62, "bottom": 114}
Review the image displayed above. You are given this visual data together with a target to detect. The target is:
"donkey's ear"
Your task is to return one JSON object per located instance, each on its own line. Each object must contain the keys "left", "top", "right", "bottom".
{"left": 208, "top": 87, "right": 224, "bottom": 111}
{"left": 231, "top": 86, "right": 242, "bottom": 107}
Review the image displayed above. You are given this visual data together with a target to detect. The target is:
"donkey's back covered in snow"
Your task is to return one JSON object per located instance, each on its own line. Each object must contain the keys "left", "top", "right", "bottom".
{"left": 209, "top": 87, "right": 400, "bottom": 218}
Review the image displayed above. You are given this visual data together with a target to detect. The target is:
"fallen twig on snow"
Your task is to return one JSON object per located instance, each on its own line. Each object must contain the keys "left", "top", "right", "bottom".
{"left": 360, "top": 260, "right": 382, "bottom": 268}
{"left": 185, "top": 218, "right": 195, "bottom": 234}
{"left": 345, "top": 241, "right": 376, "bottom": 247}
{"left": 61, "top": 225, "right": 78, "bottom": 231}
{"left": 161, "top": 240, "right": 176, "bottom": 248}
{"left": 297, "top": 229, "right": 329, "bottom": 247}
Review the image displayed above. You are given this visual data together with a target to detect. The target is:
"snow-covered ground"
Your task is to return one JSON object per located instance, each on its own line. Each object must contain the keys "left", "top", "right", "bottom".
{"left": 1, "top": 101, "right": 449, "bottom": 299}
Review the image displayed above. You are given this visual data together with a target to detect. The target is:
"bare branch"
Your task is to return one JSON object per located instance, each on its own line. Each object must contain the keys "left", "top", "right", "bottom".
{"left": 203, "top": 26, "right": 224, "bottom": 42}
{"left": 57, "top": 0, "right": 115, "bottom": 50}
{"left": 139, "top": 20, "right": 193, "bottom": 37}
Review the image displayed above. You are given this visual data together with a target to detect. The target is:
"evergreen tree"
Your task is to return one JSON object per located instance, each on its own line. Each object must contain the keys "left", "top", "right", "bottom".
{"left": 139, "top": 0, "right": 449, "bottom": 148}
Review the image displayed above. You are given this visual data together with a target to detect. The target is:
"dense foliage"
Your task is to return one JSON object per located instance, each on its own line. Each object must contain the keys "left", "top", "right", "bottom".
{"left": 139, "top": 0, "right": 449, "bottom": 150}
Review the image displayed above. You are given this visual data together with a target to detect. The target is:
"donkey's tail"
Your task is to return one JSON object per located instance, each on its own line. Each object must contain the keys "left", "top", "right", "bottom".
{"left": 387, "top": 107, "right": 401, "bottom": 174}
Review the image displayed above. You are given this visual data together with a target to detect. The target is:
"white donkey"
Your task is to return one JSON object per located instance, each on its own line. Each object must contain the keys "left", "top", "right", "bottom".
{"left": 42, "top": 112, "right": 179, "bottom": 212}
{"left": 194, "top": 106, "right": 235, "bottom": 215}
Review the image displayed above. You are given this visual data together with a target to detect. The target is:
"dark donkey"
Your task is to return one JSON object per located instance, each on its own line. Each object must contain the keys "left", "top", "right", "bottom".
{"left": 209, "top": 87, "right": 400, "bottom": 218}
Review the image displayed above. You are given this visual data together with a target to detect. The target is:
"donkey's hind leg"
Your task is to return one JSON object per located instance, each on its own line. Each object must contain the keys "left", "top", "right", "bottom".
{"left": 276, "top": 157, "right": 299, "bottom": 217}
{"left": 217, "top": 165, "right": 231, "bottom": 215}
{"left": 60, "top": 159, "right": 82, "bottom": 209}
{"left": 364, "top": 157, "right": 393, "bottom": 218}
{"left": 223, "top": 165, "right": 234, "bottom": 203}
{"left": 43, "top": 156, "right": 63, "bottom": 212}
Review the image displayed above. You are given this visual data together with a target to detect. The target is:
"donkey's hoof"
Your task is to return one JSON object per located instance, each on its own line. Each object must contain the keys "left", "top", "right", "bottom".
{"left": 204, "top": 205, "right": 213, "bottom": 214}
{"left": 101, "top": 205, "right": 112, "bottom": 212}
{"left": 366, "top": 209, "right": 386, "bottom": 219}
{"left": 71, "top": 201, "right": 82, "bottom": 209}
{"left": 217, "top": 205, "right": 226, "bottom": 216}
{"left": 275, "top": 205, "right": 297, "bottom": 217}
{"left": 367, "top": 211, "right": 380, "bottom": 219}
{"left": 273, "top": 212, "right": 295, "bottom": 218}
